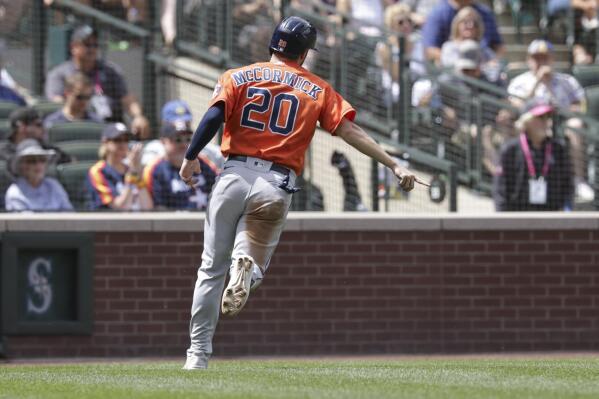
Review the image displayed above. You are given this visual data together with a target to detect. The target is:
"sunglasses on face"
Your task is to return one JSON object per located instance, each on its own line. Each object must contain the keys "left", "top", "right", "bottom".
{"left": 75, "top": 93, "right": 93, "bottom": 101}
{"left": 461, "top": 19, "right": 478, "bottom": 27}
{"left": 110, "top": 137, "right": 130, "bottom": 144}
{"left": 171, "top": 134, "right": 193, "bottom": 144}
{"left": 27, "top": 120, "right": 43, "bottom": 127}
{"left": 23, "top": 156, "right": 47, "bottom": 164}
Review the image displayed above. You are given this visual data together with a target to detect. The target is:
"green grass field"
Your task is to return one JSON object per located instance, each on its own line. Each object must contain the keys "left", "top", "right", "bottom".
{"left": 1, "top": 357, "right": 598, "bottom": 399}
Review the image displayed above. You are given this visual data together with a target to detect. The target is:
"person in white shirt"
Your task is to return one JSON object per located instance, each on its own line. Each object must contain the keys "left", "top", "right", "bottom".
{"left": 508, "top": 39, "right": 593, "bottom": 203}
{"left": 5, "top": 139, "right": 73, "bottom": 212}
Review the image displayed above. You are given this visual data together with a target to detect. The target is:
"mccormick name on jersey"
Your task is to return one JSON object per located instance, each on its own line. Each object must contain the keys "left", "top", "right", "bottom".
{"left": 231, "top": 67, "right": 323, "bottom": 100}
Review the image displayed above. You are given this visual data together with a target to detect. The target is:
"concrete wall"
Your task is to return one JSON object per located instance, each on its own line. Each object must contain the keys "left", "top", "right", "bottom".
{"left": 3, "top": 213, "right": 599, "bottom": 357}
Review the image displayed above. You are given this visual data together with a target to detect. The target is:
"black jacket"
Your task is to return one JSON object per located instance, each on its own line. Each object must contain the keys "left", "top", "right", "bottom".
{"left": 493, "top": 135, "right": 573, "bottom": 211}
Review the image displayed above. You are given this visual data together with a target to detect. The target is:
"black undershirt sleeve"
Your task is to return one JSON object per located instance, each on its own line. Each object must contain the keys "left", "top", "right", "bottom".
{"left": 184, "top": 103, "right": 225, "bottom": 161}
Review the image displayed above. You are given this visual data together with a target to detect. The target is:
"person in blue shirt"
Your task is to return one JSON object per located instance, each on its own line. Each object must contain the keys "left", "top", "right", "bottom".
{"left": 421, "top": 0, "right": 504, "bottom": 64}
{"left": 0, "top": 83, "right": 26, "bottom": 106}
{"left": 86, "top": 123, "right": 153, "bottom": 210}
{"left": 143, "top": 120, "right": 217, "bottom": 210}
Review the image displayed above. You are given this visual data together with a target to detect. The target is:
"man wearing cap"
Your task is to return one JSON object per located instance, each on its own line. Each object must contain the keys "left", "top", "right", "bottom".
{"left": 508, "top": 39, "right": 591, "bottom": 203}
{"left": 494, "top": 101, "right": 573, "bottom": 211}
{"left": 45, "top": 25, "right": 150, "bottom": 139}
{"left": 422, "top": 0, "right": 504, "bottom": 63}
{"left": 86, "top": 123, "right": 153, "bottom": 210}
{"left": 142, "top": 117, "right": 217, "bottom": 210}
{"left": 0, "top": 107, "right": 71, "bottom": 166}
{"left": 44, "top": 72, "right": 102, "bottom": 130}
{"left": 142, "top": 100, "right": 224, "bottom": 168}
{"left": 5, "top": 139, "right": 73, "bottom": 211}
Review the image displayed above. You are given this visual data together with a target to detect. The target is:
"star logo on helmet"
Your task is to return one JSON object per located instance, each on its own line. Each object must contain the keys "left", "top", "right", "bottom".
{"left": 278, "top": 39, "right": 287, "bottom": 49}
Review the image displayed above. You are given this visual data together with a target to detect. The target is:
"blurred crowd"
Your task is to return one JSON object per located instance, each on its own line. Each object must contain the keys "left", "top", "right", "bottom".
{"left": 0, "top": 0, "right": 597, "bottom": 212}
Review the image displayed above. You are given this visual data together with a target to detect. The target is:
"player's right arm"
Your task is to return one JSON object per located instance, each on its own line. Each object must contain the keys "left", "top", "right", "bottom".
{"left": 180, "top": 103, "right": 225, "bottom": 187}
{"left": 334, "top": 118, "right": 419, "bottom": 191}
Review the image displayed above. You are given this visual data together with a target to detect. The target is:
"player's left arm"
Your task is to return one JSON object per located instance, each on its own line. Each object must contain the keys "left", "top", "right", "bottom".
{"left": 334, "top": 118, "right": 422, "bottom": 191}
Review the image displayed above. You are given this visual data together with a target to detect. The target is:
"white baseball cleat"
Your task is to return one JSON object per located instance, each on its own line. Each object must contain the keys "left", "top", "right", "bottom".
{"left": 221, "top": 256, "right": 254, "bottom": 316}
{"left": 182, "top": 354, "right": 208, "bottom": 370}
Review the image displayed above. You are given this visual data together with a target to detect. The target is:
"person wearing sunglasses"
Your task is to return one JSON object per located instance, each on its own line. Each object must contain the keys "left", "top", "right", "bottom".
{"left": 5, "top": 139, "right": 73, "bottom": 211}
{"left": 142, "top": 119, "right": 217, "bottom": 210}
{"left": 45, "top": 25, "right": 150, "bottom": 139}
{"left": 0, "top": 107, "right": 72, "bottom": 169}
{"left": 86, "top": 123, "right": 153, "bottom": 210}
{"left": 375, "top": 3, "right": 426, "bottom": 108}
{"left": 43, "top": 72, "right": 102, "bottom": 130}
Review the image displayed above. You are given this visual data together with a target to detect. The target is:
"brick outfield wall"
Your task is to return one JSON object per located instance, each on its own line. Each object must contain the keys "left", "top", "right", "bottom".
{"left": 5, "top": 228, "right": 599, "bottom": 358}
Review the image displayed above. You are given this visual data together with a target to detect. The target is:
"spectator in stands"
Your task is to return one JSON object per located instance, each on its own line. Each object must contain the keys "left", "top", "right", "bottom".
{"left": 508, "top": 39, "right": 593, "bottom": 202}
{"left": 45, "top": 25, "right": 150, "bottom": 139}
{"left": 5, "top": 139, "right": 73, "bottom": 212}
{"left": 482, "top": 108, "right": 518, "bottom": 176}
{"left": 337, "top": 0, "right": 393, "bottom": 37}
{"left": 43, "top": 72, "right": 102, "bottom": 130}
{"left": 494, "top": 101, "right": 573, "bottom": 211}
{"left": 402, "top": 0, "right": 442, "bottom": 27}
{"left": 86, "top": 123, "right": 153, "bottom": 210}
{"left": 143, "top": 100, "right": 224, "bottom": 169}
{"left": 545, "top": 1, "right": 599, "bottom": 63}
{"left": 0, "top": 83, "right": 26, "bottom": 106}
{"left": 233, "top": 0, "right": 279, "bottom": 64}
{"left": 440, "top": 6, "right": 504, "bottom": 85}
{"left": 375, "top": 3, "right": 426, "bottom": 106}
{"left": 422, "top": 0, "right": 503, "bottom": 64}
{"left": 143, "top": 119, "right": 218, "bottom": 210}
{"left": 0, "top": 108, "right": 71, "bottom": 166}
{"left": 0, "top": 39, "right": 30, "bottom": 103}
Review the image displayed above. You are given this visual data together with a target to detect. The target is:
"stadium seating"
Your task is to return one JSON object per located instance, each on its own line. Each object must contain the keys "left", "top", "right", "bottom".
{"left": 33, "top": 101, "right": 63, "bottom": 118}
{"left": 58, "top": 141, "right": 101, "bottom": 162}
{"left": 48, "top": 122, "right": 106, "bottom": 144}
{"left": 0, "top": 119, "right": 11, "bottom": 140}
{"left": 572, "top": 65, "right": 599, "bottom": 88}
{"left": 0, "top": 101, "right": 20, "bottom": 119}
{"left": 585, "top": 85, "right": 599, "bottom": 119}
{"left": 56, "top": 161, "right": 95, "bottom": 210}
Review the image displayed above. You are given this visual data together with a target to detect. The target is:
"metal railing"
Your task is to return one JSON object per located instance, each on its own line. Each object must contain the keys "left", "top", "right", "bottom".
{"left": 44, "top": 0, "right": 158, "bottom": 128}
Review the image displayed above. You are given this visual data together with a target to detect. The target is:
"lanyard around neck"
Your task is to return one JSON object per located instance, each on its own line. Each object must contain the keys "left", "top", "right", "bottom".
{"left": 519, "top": 133, "right": 552, "bottom": 178}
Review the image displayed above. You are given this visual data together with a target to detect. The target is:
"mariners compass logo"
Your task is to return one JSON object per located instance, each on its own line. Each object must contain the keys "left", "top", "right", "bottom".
{"left": 26, "top": 257, "right": 53, "bottom": 315}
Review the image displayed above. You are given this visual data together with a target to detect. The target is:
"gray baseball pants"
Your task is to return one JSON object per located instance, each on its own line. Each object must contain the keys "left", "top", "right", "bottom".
{"left": 186, "top": 157, "right": 295, "bottom": 359}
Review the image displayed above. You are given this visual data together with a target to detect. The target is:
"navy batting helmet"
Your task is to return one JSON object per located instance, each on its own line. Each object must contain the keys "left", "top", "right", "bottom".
{"left": 269, "top": 16, "right": 317, "bottom": 58}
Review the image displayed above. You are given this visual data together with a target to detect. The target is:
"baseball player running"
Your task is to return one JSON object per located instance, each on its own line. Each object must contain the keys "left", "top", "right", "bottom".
{"left": 180, "top": 16, "right": 421, "bottom": 370}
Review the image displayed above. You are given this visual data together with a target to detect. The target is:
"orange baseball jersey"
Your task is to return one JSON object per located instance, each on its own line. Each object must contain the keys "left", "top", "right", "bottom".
{"left": 208, "top": 59, "right": 356, "bottom": 175}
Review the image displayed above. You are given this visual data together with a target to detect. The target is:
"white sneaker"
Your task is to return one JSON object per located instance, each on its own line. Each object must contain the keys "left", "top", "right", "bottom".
{"left": 221, "top": 256, "right": 254, "bottom": 316}
{"left": 576, "top": 181, "right": 595, "bottom": 203}
{"left": 182, "top": 354, "right": 208, "bottom": 370}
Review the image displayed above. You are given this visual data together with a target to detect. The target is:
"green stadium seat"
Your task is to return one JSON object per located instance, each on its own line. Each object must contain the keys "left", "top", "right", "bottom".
{"left": 0, "top": 101, "right": 20, "bottom": 119}
{"left": 585, "top": 85, "right": 599, "bottom": 119}
{"left": 0, "top": 160, "right": 14, "bottom": 209}
{"left": 573, "top": 65, "right": 599, "bottom": 88}
{"left": 505, "top": 67, "right": 528, "bottom": 83}
{"left": 33, "top": 101, "right": 63, "bottom": 118}
{"left": 56, "top": 161, "right": 96, "bottom": 210}
{"left": 57, "top": 140, "right": 101, "bottom": 162}
{"left": 48, "top": 122, "right": 106, "bottom": 144}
